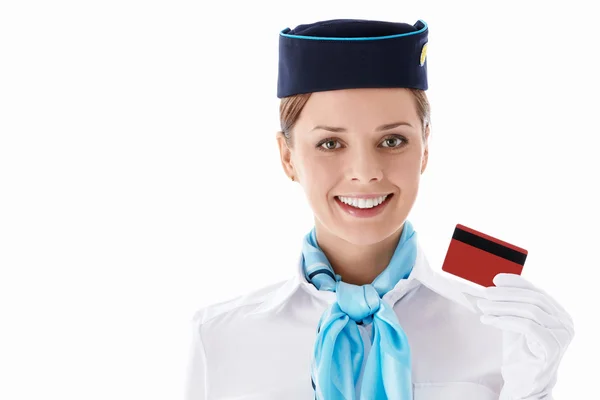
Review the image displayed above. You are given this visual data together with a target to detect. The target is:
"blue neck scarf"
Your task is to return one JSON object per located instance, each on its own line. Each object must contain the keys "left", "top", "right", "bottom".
{"left": 302, "top": 220, "right": 417, "bottom": 400}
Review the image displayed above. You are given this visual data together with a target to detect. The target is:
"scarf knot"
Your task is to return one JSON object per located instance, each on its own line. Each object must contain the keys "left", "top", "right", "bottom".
{"left": 336, "top": 281, "right": 381, "bottom": 325}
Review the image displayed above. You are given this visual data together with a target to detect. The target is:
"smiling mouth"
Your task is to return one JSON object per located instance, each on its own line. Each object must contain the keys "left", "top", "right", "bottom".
{"left": 334, "top": 194, "right": 393, "bottom": 209}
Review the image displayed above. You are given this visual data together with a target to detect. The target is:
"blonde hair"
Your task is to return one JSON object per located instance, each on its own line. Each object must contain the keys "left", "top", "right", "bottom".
{"left": 278, "top": 89, "right": 431, "bottom": 148}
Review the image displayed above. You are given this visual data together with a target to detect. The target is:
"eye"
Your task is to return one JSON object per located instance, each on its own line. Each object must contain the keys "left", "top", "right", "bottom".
{"left": 380, "top": 135, "right": 407, "bottom": 148}
{"left": 317, "top": 139, "right": 342, "bottom": 151}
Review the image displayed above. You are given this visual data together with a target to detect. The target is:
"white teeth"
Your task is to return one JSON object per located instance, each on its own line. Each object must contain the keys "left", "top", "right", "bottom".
{"left": 338, "top": 195, "right": 388, "bottom": 209}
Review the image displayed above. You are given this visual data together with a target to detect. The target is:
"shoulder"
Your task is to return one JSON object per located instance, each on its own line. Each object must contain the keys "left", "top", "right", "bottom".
{"left": 190, "top": 279, "right": 290, "bottom": 330}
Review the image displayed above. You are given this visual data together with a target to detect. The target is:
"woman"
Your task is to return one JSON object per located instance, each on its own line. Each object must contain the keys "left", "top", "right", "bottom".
{"left": 185, "top": 18, "right": 574, "bottom": 400}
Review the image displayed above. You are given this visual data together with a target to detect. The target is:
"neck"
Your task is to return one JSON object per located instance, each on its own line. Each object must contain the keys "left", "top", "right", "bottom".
{"left": 314, "top": 222, "right": 405, "bottom": 286}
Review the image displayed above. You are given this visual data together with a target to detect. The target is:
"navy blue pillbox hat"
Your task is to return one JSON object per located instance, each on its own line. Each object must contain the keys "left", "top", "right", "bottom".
{"left": 277, "top": 19, "right": 429, "bottom": 98}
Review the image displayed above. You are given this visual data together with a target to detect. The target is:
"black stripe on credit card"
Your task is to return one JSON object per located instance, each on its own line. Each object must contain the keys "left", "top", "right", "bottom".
{"left": 453, "top": 227, "right": 527, "bottom": 266}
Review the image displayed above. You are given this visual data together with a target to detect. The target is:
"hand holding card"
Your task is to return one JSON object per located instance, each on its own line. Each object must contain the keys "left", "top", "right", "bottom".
{"left": 441, "top": 224, "right": 573, "bottom": 398}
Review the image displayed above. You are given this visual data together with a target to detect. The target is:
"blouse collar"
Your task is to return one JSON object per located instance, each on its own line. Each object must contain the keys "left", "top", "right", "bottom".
{"left": 250, "top": 238, "right": 483, "bottom": 316}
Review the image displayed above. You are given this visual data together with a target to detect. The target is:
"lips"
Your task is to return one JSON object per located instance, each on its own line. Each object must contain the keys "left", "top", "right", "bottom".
{"left": 334, "top": 194, "right": 394, "bottom": 218}
{"left": 336, "top": 194, "right": 390, "bottom": 209}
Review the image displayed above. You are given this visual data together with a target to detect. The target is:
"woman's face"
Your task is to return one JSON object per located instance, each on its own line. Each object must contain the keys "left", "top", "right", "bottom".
{"left": 278, "top": 88, "right": 429, "bottom": 246}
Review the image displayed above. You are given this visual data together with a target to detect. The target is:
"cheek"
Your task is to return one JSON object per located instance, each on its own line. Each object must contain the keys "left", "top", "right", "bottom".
{"left": 383, "top": 152, "right": 423, "bottom": 183}
{"left": 302, "top": 156, "right": 340, "bottom": 195}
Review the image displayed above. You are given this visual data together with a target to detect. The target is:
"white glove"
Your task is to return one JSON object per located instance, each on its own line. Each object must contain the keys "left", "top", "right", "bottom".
{"left": 475, "top": 273, "right": 574, "bottom": 400}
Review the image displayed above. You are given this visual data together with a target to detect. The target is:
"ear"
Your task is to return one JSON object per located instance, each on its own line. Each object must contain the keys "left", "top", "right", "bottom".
{"left": 421, "top": 124, "right": 430, "bottom": 175}
{"left": 276, "top": 131, "right": 296, "bottom": 181}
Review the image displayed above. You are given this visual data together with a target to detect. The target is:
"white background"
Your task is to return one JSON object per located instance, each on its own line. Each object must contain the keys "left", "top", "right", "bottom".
{"left": 1, "top": 0, "right": 598, "bottom": 398}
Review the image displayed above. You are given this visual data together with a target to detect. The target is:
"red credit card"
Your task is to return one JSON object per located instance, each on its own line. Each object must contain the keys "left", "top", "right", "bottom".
{"left": 441, "top": 224, "right": 528, "bottom": 287}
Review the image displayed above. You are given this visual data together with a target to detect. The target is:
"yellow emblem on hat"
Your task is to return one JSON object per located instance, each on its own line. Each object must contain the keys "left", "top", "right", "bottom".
{"left": 420, "top": 43, "right": 428, "bottom": 66}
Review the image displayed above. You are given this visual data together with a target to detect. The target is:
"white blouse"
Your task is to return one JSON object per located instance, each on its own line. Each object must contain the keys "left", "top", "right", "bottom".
{"left": 184, "top": 242, "right": 505, "bottom": 399}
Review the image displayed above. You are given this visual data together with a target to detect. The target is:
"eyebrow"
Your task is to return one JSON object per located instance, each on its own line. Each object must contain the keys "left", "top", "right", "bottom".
{"left": 310, "top": 121, "right": 413, "bottom": 133}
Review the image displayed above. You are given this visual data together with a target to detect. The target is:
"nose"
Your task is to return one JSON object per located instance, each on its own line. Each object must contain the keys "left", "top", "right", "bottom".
{"left": 348, "top": 147, "right": 383, "bottom": 183}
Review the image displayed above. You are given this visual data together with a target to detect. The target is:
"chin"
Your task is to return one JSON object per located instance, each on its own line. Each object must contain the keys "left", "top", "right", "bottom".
{"left": 331, "top": 196, "right": 413, "bottom": 246}
{"left": 333, "top": 219, "right": 404, "bottom": 247}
